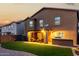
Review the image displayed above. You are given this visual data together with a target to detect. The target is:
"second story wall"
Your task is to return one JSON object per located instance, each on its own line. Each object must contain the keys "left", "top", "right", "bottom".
{"left": 28, "top": 8, "right": 77, "bottom": 31}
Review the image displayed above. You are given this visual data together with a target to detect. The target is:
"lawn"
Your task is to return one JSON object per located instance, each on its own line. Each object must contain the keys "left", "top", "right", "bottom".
{"left": 1, "top": 41, "right": 73, "bottom": 56}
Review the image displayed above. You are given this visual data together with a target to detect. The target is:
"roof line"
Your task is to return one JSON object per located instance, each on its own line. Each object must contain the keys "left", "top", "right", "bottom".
{"left": 30, "top": 7, "right": 78, "bottom": 18}
{"left": 0, "top": 17, "right": 29, "bottom": 28}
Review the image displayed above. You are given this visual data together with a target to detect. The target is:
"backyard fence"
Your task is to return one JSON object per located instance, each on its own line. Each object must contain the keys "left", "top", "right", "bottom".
{"left": 0, "top": 35, "right": 16, "bottom": 43}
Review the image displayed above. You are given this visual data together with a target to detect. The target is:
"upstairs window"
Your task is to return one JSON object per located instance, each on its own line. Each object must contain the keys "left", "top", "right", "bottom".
{"left": 29, "top": 21, "right": 33, "bottom": 27}
{"left": 54, "top": 16, "right": 61, "bottom": 25}
{"left": 39, "top": 20, "right": 43, "bottom": 27}
{"left": 45, "top": 24, "right": 49, "bottom": 27}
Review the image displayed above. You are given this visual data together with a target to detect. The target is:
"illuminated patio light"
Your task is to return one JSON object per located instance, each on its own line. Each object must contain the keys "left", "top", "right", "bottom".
{"left": 41, "top": 29, "right": 45, "bottom": 33}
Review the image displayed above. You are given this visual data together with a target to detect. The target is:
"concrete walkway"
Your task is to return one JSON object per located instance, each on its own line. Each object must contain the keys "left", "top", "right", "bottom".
{"left": 0, "top": 45, "right": 36, "bottom": 56}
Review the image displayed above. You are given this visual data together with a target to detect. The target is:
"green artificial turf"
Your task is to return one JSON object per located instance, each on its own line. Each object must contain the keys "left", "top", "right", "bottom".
{"left": 1, "top": 41, "right": 73, "bottom": 56}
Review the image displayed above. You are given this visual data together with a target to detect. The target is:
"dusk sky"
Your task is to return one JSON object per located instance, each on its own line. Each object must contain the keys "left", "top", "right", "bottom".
{"left": 0, "top": 3, "right": 79, "bottom": 26}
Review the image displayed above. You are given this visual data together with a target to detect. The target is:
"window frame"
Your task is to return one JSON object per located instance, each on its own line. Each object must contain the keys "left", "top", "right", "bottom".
{"left": 39, "top": 20, "right": 44, "bottom": 27}
{"left": 29, "top": 21, "right": 33, "bottom": 27}
{"left": 54, "top": 16, "right": 61, "bottom": 25}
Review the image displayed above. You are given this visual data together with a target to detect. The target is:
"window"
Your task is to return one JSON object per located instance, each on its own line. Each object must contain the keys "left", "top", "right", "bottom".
{"left": 39, "top": 20, "right": 43, "bottom": 27}
{"left": 55, "top": 32, "right": 64, "bottom": 39}
{"left": 45, "top": 24, "right": 49, "bottom": 27}
{"left": 11, "top": 24, "right": 14, "bottom": 28}
{"left": 29, "top": 21, "right": 33, "bottom": 27}
{"left": 54, "top": 16, "right": 61, "bottom": 25}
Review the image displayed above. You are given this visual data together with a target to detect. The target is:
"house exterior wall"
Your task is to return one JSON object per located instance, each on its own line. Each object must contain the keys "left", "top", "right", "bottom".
{"left": 25, "top": 8, "right": 77, "bottom": 46}
{"left": 17, "top": 22, "right": 25, "bottom": 35}
{"left": 1, "top": 20, "right": 25, "bottom": 36}
{"left": 1, "top": 23, "right": 17, "bottom": 35}
{"left": 25, "top": 18, "right": 36, "bottom": 31}
{"left": 10, "top": 23, "right": 17, "bottom": 35}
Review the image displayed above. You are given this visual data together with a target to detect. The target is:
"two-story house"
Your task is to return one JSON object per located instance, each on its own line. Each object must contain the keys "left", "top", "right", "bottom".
{"left": 1, "top": 22, "right": 17, "bottom": 35}
{"left": 1, "top": 17, "right": 29, "bottom": 41}
{"left": 24, "top": 7, "right": 78, "bottom": 46}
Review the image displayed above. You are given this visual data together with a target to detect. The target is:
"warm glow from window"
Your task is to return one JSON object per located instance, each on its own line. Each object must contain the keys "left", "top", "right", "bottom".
{"left": 51, "top": 31, "right": 64, "bottom": 39}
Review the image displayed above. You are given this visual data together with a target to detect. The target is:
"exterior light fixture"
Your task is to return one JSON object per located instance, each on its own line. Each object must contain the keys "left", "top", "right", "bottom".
{"left": 41, "top": 29, "right": 45, "bottom": 33}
